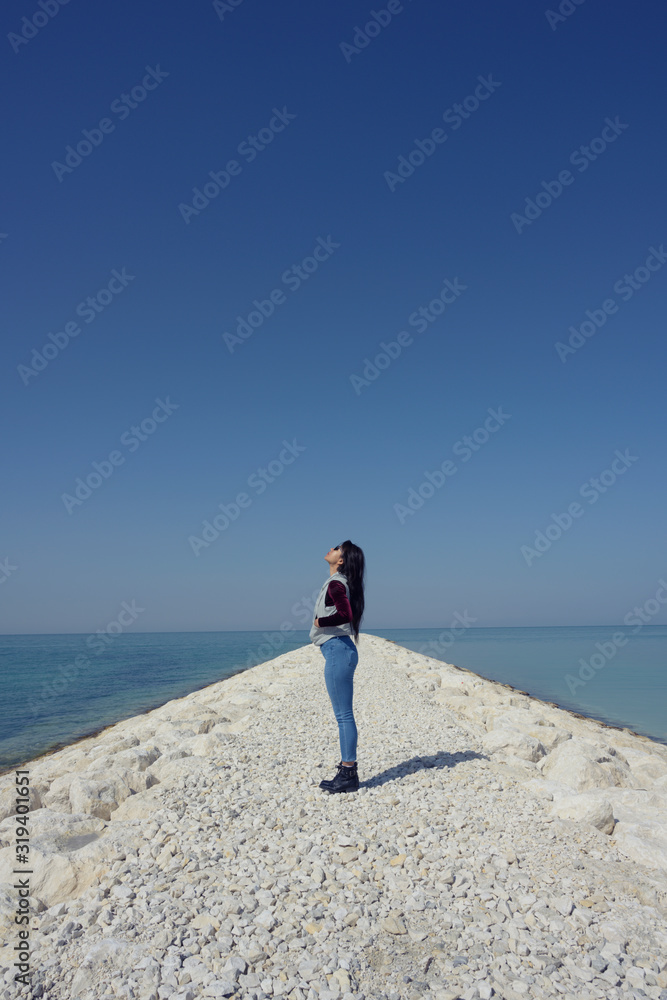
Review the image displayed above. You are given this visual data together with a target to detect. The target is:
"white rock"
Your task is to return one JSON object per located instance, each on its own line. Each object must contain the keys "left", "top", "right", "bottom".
{"left": 109, "top": 784, "right": 167, "bottom": 820}
{"left": 88, "top": 745, "right": 161, "bottom": 773}
{"left": 254, "top": 908, "right": 276, "bottom": 930}
{"left": 526, "top": 726, "right": 572, "bottom": 752}
{"left": 181, "top": 726, "right": 235, "bottom": 756}
{"left": 222, "top": 955, "right": 247, "bottom": 979}
{"left": 0, "top": 783, "right": 42, "bottom": 822}
{"left": 485, "top": 708, "right": 546, "bottom": 731}
{"left": 71, "top": 965, "right": 96, "bottom": 993}
{"left": 0, "top": 844, "right": 88, "bottom": 908}
{"left": 431, "top": 693, "right": 482, "bottom": 723}
{"left": 8, "top": 632, "right": 667, "bottom": 1000}
{"left": 481, "top": 728, "right": 546, "bottom": 762}
{"left": 155, "top": 700, "right": 222, "bottom": 728}
{"left": 68, "top": 771, "right": 133, "bottom": 820}
{"left": 41, "top": 773, "right": 76, "bottom": 812}
{"left": 145, "top": 754, "right": 204, "bottom": 784}
{"left": 612, "top": 821, "right": 667, "bottom": 872}
{"left": 539, "top": 738, "right": 634, "bottom": 791}
{"left": 550, "top": 793, "right": 615, "bottom": 834}
{"left": 83, "top": 936, "right": 133, "bottom": 968}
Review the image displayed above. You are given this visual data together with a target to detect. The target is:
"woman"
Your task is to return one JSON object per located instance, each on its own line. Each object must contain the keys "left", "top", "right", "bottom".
{"left": 309, "top": 540, "right": 366, "bottom": 794}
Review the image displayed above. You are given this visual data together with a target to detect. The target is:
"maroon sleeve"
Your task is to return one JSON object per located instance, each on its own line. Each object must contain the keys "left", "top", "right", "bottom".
{"left": 316, "top": 581, "right": 353, "bottom": 626}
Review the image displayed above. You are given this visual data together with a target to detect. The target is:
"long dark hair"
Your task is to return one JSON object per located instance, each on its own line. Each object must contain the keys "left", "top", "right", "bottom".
{"left": 337, "top": 540, "right": 365, "bottom": 643}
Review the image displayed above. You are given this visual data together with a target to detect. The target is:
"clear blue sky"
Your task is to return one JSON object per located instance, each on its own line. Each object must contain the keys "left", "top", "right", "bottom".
{"left": 2, "top": 0, "right": 666, "bottom": 633}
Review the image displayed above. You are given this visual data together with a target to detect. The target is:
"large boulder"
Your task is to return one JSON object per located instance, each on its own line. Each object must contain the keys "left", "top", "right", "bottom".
{"left": 408, "top": 671, "right": 442, "bottom": 691}
{"left": 549, "top": 792, "right": 615, "bottom": 834}
{"left": 182, "top": 725, "right": 236, "bottom": 757}
{"left": 0, "top": 807, "right": 106, "bottom": 854}
{"left": 600, "top": 788, "right": 667, "bottom": 869}
{"left": 612, "top": 821, "right": 667, "bottom": 872}
{"left": 616, "top": 747, "right": 667, "bottom": 787}
{"left": 0, "top": 845, "right": 82, "bottom": 911}
{"left": 484, "top": 709, "right": 573, "bottom": 753}
{"left": 68, "top": 770, "right": 135, "bottom": 820}
{"left": 432, "top": 692, "right": 484, "bottom": 725}
{"left": 538, "top": 738, "right": 634, "bottom": 791}
{"left": 41, "top": 773, "right": 76, "bottom": 813}
{"left": 145, "top": 753, "right": 206, "bottom": 786}
{"left": 152, "top": 722, "right": 202, "bottom": 747}
{"left": 0, "top": 783, "right": 42, "bottom": 822}
{"left": 87, "top": 734, "right": 141, "bottom": 756}
{"left": 481, "top": 728, "right": 546, "bottom": 762}
{"left": 0, "top": 810, "right": 117, "bottom": 911}
{"left": 527, "top": 726, "right": 572, "bottom": 753}
{"left": 86, "top": 745, "right": 161, "bottom": 774}
{"left": 110, "top": 784, "right": 167, "bottom": 821}
{"left": 602, "top": 787, "right": 667, "bottom": 823}
{"left": 485, "top": 708, "right": 547, "bottom": 732}
{"left": 432, "top": 684, "right": 470, "bottom": 702}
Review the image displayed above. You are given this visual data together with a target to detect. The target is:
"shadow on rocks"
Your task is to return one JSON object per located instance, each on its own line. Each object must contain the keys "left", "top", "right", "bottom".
{"left": 363, "top": 750, "right": 486, "bottom": 788}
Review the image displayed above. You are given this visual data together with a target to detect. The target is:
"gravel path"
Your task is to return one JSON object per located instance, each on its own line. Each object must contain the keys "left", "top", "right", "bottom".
{"left": 1, "top": 634, "right": 666, "bottom": 1000}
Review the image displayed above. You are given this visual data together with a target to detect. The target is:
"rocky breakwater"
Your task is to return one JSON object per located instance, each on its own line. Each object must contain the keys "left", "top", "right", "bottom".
{"left": 0, "top": 632, "right": 666, "bottom": 1000}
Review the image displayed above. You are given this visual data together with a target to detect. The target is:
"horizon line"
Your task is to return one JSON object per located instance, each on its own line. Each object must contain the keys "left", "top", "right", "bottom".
{"left": 2, "top": 624, "right": 666, "bottom": 637}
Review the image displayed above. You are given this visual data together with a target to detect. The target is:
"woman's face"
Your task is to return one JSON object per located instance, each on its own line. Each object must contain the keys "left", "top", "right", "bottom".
{"left": 326, "top": 545, "right": 343, "bottom": 565}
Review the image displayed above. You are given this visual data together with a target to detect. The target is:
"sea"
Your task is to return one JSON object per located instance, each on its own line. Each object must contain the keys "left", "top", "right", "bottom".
{"left": 1, "top": 626, "right": 665, "bottom": 774}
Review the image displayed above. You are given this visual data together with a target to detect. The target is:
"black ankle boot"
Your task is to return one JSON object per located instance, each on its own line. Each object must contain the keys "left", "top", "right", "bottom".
{"left": 319, "top": 761, "right": 342, "bottom": 790}
{"left": 319, "top": 761, "right": 359, "bottom": 794}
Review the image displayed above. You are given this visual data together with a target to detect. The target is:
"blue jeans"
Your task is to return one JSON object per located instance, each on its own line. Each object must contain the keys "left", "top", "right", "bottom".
{"left": 321, "top": 635, "right": 359, "bottom": 761}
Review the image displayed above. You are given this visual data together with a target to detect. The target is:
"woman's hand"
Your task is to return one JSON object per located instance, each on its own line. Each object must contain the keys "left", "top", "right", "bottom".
{"left": 314, "top": 618, "right": 319, "bottom": 627}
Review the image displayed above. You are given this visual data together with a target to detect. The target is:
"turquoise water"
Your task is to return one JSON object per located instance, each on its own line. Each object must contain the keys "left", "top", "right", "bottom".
{"left": 0, "top": 626, "right": 665, "bottom": 773}
{"left": 373, "top": 626, "right": 667, "bottom": 747}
